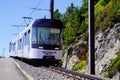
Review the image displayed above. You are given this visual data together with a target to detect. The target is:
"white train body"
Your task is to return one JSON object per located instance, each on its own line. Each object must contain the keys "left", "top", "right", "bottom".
{"left": 9, "top": 19, "right": 63, "bottom": 60}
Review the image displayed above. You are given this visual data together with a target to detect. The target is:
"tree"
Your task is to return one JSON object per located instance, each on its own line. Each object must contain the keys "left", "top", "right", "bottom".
{"left": 94, "top": 0, "right": 99, "bottom": 5}
{"left": 54, "top": 9, "right": 62, "bottom": 20}
{"left": 65, "top": 3, "right": 76, "bottom": 17}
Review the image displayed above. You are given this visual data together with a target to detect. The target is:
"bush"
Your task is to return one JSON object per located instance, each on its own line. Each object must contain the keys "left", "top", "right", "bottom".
{"left": 62, "top": 49, "right": 67, "bottom": 57}
{"left": 105, "top": 52, "right": 120, "bottom": 78}
{"left": 117, "top": 34, "right": 120, "bottom": 41}
{"left": 72, "top": 60, "right": 87, "bottom": 72}
{"left": 63, "top": 25, "right": 76, "bottom": 45}
{"left": 95, "top": 0, "right": 120, "bottom": 33}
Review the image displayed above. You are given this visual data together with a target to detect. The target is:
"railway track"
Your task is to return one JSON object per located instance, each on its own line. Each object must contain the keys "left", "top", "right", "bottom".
{"left": 42, "top": 66, "right": 107, "bottom": 80}
{"left": 14, "top": 58, "right": 109, "bottom": 80}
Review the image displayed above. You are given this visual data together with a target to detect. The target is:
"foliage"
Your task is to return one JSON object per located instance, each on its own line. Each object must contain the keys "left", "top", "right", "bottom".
{"left": 53, "top": 9, "right": 62, "bottom": 20}
{"left": 104, "top": 52, "right": 120, "bottom": 78}
{"left": 82, "top": 31, "right": 88, "bottom": 41}
{"left": 117, "top": 34, "right": 120, "bottom": 41}
{"left": 53, "top": 1, "right": 88, "bottom": 69}
{"left": 63, "top": 25, "right": 76, "bottom": 45}
{"left": 95, "top": 0, "right": 106, "bottom": 17}
{"left": 62, "top": 49, "right": 67, "bottom": 57}
{"left": 95, "top": 0, "right": 120, "bottom": 33}
{"left": 62, "top": 0, "right": 88, "bottom": 46}
{"left": 68, "top": 53, "right": 73, "bottom": 60}
{"left": 80, "top": 0, "right": 88, "bottom": 14}
{"left": 53, "top": 0, "right": 89, "bottom": 46}
{"left": 72, "top": 60, "right": 87, "bottom": 72}
{"left": 94, "top": 0, "right": 99, "bottom": 5}
{"left": 95, "top": 0, "right": 120, "bottom": 78}
{"left": 64, "top": 3, "right": 76, "bottom": 17}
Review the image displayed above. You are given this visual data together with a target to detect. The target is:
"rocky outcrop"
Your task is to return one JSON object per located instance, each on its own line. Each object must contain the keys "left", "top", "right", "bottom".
{"left": 95, "top": 23, "right": 120, "bottom": 78}
{"left": 62, "top": 40, "right": 87, "bottom": 70}
{"left": 112, "top": 71, "right": 120, "bottom": 80}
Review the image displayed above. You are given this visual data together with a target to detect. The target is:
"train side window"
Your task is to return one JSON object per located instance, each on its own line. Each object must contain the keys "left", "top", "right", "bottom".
{"left": 28, "top": 30, "right": 30, "bottom": 34}
{"left": 21, "top": 38, "right": 24, "bottom": 49}
{"left": 28, "top": 30, "right": 30, "bottom": 46}
{"left": 24, "top": 30, "right": 30, "bottom": 46}
{"left": 32, "top": 27, "right": 37, "bottom": 44}
{"left": 18, "top": 39, "right": 22, "bottom": 50}
{"left": 24, "top": 32, "right": 27, "bottom": 45}
{"left": 24, "top": 32, "right": 27, "bottom": 37}
{"left": 12, "top": 43, "right": 16, "bottom": 51}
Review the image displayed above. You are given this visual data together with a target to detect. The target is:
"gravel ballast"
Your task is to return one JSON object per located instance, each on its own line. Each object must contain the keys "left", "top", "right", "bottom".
{"left": 14, "top": 59, "right": 70, "bottom": 80}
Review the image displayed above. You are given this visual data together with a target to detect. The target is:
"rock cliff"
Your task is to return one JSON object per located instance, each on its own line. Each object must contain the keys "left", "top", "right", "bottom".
{"left": 95, "top": 23, "right": 120, "bottom": 79}
{"left": 62, "top": 40, "right": 87, "bottom": 73}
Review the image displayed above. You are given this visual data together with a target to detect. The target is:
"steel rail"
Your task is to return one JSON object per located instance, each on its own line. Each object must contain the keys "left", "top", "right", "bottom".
{"left": 42, "top": 66, "right": 107, "bottom": 80}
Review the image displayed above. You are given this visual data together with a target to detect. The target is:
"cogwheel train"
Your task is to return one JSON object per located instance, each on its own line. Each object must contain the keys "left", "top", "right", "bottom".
{"left": 9, "top": 19, "right": 63, "bottom": 62}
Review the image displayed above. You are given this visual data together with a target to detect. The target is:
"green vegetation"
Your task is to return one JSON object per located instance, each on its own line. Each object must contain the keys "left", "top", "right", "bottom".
{"left": 104, "top": 52, "right": 120, "bottom": 78}
{"left": 95, "top": 0, "right": 120, "bottom": 33}
{"left": 55, "top": 0, "right": 120, "bottom": 76}
{"left": 95, "top": 0, "right": 108, "bottom": 17}
{"left": 53, "top": 1, "right": 88, "bottom": 69}
{"left": 62, "top": 49, "right": 67, "bottom": 57}
{"left": 54, "top": 0, "right": 88, "bottom": 46}
{"left": 68, "top": 53, "right": 73, "bottom": 60}
{"left": 95, "top": 0, "right": 120, "bottom": 78}
{"left": 53, "top": 9, "right": 62, "bottom": 20}
{"left": 63, "top": 0, "right": 88, "bottom": 45}
{"left": 117, "top": 34, "right": 120, "bottom": 41}
{"left": 72, "top": 60, "right": 87, "bottom": 72}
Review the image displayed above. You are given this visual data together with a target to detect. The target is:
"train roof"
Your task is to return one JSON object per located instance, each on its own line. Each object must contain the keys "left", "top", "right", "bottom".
{"left": 33, "top": 19, "right": 64, "bottom": 29}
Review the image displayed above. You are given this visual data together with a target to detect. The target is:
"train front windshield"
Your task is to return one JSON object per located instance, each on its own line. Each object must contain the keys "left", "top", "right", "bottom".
{"left": 32, "top": 27, "right": 62, "bottom": 50}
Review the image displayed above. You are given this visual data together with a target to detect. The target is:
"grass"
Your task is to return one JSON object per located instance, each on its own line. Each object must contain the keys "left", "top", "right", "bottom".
{"left": 95, "top": 0, "right": 106, "bottom": 17}
{"left": 117, "top": 34, "right": 120, "bottom": 41}
{"left": 95, "top": 0, "right": 120, "bottom": 33}
{"left": 104, "top": 52, "right": 120, "bottom": 78}
{"left": 62, "top": 49, "right": 67, "bottom": 57}
{"left": 72, "top": 60, "right": 87, "bottom": 73}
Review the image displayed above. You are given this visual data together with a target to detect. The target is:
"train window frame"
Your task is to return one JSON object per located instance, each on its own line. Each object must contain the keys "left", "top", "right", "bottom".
{"left": 27, "top": 29, "right": 30, "bottom": 46}
{"left": 18, "top": 38, "right": 22, "bottom": 50}
{"left": 12, "top": 42, "right": 16, "bottom": 51}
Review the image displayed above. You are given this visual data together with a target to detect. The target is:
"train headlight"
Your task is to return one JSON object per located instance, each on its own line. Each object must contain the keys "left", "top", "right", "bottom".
{"left": 55, "top": 47, "right": 59, "bottom": 50}
{"left": 39, "top": 46, "right": 44, "bottom": 49}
